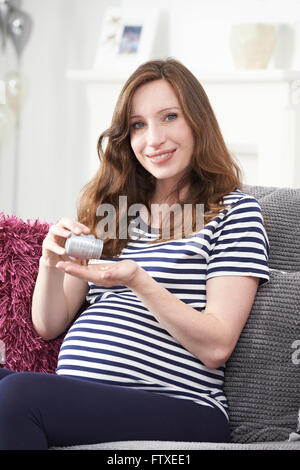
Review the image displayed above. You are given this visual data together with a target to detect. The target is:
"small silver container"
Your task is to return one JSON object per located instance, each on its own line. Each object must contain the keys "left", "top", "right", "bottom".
{"left": 65, "top": 233, "right": 103, "bottom": 260}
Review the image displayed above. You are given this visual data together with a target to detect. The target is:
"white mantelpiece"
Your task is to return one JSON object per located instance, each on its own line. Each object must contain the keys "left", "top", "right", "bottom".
{"left": 67, "top": 69, "right": 300, "bottom": 188}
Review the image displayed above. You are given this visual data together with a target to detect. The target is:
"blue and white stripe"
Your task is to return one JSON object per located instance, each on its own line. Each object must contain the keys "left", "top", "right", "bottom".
{"left": 56, "top": 189, "right": 270, "bottom": 420}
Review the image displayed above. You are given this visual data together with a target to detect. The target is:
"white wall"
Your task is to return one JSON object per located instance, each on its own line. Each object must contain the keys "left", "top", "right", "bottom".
{"left": 1, "top": 0, "right": 300, "bottom": 221}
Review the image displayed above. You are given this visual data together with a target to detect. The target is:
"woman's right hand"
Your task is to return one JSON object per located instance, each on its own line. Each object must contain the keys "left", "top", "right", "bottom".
{"left": 41, "top": 217, "right": 91, "bottom": 268}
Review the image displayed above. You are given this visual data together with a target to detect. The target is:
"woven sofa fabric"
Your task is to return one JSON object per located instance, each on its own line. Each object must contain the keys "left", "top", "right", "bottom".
{"left": 51, "top": 440, "right": 300, "bottom": 450}
{"left": 244, "top": 185, "right": 300, "bottom": 272}
{"left": 224, "top": 269, "right": 300, "bottom": 443}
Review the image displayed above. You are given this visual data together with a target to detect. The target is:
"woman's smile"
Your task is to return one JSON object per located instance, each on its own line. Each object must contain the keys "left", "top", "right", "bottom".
{"left": 146, "top": 148, "right": 176, "bottom": 164}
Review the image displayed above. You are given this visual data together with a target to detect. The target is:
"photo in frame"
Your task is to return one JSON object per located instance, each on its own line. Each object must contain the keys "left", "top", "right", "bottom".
{"left": 93, "top": 7, "right": 160, "bottom": 75}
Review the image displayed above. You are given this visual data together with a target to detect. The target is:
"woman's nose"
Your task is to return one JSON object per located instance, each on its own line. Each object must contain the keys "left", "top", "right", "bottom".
{"left": 146, "top": 123, "right": 166, "bottom": 148}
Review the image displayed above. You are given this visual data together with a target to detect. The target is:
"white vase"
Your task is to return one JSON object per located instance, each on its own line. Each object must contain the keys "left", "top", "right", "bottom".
{"left": 230, "top": 23, "right": 277, "bottom": 69}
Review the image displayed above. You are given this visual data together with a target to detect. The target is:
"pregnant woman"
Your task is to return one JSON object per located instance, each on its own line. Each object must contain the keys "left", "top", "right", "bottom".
{"left": 0, "top": 58, "right": 269, "bottom": 449}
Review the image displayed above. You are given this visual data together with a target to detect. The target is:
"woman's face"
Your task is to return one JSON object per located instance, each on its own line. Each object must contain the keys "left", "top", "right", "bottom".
{"left": 129, "top": 79, "right": 194, "bottom": 196}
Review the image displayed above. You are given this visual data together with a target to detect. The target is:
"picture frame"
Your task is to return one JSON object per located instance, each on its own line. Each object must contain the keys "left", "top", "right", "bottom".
{"left": 93, "top": 7, "right": 160, "bottom": 76}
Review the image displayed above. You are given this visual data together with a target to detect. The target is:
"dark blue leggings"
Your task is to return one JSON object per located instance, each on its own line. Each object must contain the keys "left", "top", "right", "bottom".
{"left": 0, "top": 368, "right": 230, "bottom": 450}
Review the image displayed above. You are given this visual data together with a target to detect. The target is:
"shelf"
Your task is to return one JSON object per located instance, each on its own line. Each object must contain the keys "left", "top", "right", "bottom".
{"left": 194, "top": 69, "right": 300, "bottom": 83}
{"left": 67, "top": 68, "right": 300, "bottom": 84}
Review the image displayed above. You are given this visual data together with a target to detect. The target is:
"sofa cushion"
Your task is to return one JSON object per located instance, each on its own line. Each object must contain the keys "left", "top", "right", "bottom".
{"left": 224, "top": 268, "right": 300, "bottom": 442}
{"left": 244, "top": 185, "right": 300, "bottom": 271}
{"left": 0, "top": 213, "right": 64, "bottom": 373}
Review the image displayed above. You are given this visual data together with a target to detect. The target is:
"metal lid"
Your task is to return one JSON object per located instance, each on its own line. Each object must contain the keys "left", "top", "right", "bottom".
{"left": 65, "top": 233, "right": 103, "bottom": 260}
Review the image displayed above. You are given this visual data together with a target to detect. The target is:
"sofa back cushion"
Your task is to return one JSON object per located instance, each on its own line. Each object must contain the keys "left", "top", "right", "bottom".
{"left": 224, "top": 185, "right": 300, "bottom": 442}
{"left": 244, "top": 185, "right": 300, "bottom": 272}
{"left": 224, "top": 268, "right": 300, "bottom": 442}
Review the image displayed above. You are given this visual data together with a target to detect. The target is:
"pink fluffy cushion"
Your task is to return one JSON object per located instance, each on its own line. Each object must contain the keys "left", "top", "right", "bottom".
{"left": 0, "top": 213, "right": 64, "bottom": 373}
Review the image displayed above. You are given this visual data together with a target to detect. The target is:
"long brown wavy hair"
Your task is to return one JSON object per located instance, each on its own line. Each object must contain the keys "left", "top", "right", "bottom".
{"left": 77, "top": 58, "right": 243, "bottom": 257}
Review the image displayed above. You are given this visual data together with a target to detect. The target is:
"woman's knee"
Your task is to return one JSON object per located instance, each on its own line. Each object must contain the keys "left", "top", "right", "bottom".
{"left": 0, "top": 373, "right": 49, "bottom": 449}
{"left": 0, "top": 372, "right": 42, "bottom": 417}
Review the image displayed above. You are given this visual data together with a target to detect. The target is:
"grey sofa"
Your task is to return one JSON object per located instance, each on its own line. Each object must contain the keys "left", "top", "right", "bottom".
{"left": 54, "top": 185, "right": 300, "bottom": 450}
{"left": 0, "top": 186, "right": 300, "bottom": 450}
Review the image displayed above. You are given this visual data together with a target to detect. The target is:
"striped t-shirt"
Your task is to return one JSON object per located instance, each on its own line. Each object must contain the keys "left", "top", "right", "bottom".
{"left": 56, "top": 189, "right": 270, "bottom": 419}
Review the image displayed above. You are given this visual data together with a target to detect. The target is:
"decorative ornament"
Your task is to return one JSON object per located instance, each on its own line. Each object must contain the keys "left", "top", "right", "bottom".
{"left": 7, "top": 7, "right": 32, "bottom": 61}
{"left": 0, "top": 0, "right": 21, "bottom": 50}
{"left": 230, "top": 23, "right": 277, "bottom": 70}
{"left": 4, "top": 70, "right": 27, "bottom": 114}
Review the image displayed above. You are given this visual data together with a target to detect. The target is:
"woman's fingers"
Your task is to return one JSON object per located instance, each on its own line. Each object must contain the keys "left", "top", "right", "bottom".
{"left": 55, "top": 260, "right": 139, "bottom": 288}
{"left": 44, "top": 238, "right": 65, "bottom": 256}
{"left": 41, "top": 218, "right": 91, "bottom": 268}
{"left": 56, "top": 262, "right": 112, "bottom": 283}
{"left": 47, "top": 219, "right": 91, "bottom": 249}
{"left": 49, "top": 225, "right": 72, "bottom": 238}
{"left": 57, "top": 217, "right": 90, "bottom": 235}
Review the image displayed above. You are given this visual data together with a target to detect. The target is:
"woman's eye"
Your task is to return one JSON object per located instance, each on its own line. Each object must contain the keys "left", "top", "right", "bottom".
{"left": 165, "top": 113, "right": 177, "bottom": 121}
{"left": 131, "top": 121, "right": 144, "bottom": 129}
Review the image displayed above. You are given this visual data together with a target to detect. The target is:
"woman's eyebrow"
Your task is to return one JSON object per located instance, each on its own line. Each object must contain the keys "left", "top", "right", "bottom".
{"left": 130, "top": 106, "right": 180, "bottom": 120}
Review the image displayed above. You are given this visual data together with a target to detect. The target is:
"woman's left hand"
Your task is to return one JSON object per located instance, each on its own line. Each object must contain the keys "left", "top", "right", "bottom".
{"left": 56, "top": 259, "right": 141, "bottom": 288}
